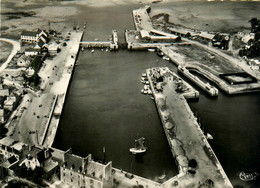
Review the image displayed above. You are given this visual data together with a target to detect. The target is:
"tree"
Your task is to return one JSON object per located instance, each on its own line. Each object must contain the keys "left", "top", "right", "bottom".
{"left": 188, "top": 159, "right": 198, "bottom": 168}
{"left": 249, "top": 18, "right": 260, "bottom": 33}
{"left": 255, "top": 32, "right": 260, "bottom": 41}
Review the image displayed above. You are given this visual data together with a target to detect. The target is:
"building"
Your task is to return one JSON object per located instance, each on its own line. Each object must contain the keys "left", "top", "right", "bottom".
{"left": 0, "top": 85, "right": 9, "bottom": 97}
{"left": 17, "top": 55, "right": 32, "bottom": 67}
{"left": 52, "top": 148, "right": 113, "bottom": 188}
{"left": 19, "top": 147, "right": 59, "bottom": 180}
{"left": 25, "top": 48, "right": 41, "bottom": 56}
{"left": 140, "top": 30, "right": 150, "bottom": 39}
{"left": 3, "top": 95, "right": 17, "bottom": 111}
{"left": 21, "top": 30, "right": 48, "bottom": 44}
{"left": 0, "top": 137, "right": 29, "bottom": 161}
{"left": 0, "top": 109, "right": 5, "bottom": 124}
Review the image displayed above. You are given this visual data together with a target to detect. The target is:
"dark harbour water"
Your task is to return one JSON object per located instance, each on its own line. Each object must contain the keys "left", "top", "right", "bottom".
{"left": 53, "top": 1, "right": 260, "bottom": 187}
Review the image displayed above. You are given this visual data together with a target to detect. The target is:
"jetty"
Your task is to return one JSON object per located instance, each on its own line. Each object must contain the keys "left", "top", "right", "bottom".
{"left": 146, "top": 67, "right": 233, "bottom": 188}
{"left": 178, "top": 66, "right": 218, "bottom": 96}
{"left": 80, "top": 30, "right": 118, "bottom": 50}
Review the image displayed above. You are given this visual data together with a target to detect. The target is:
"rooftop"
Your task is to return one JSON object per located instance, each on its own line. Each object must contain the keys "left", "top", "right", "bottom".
{"left": 21, "top": 31, "right": 40, "bottom": 37}
{"left": 0, "top": 137, "right": 15, "bottom": 147}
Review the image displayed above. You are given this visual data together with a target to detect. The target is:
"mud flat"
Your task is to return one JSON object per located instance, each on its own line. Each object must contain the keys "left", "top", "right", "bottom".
{"left": 145, "top": 67, "right": 233, "bottom": 188}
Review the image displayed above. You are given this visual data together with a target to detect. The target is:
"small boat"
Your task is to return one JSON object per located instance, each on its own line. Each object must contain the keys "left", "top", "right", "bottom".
{"left": 152, "top": 0, "right": 162, "bottom": 3}
{"left": 141, "top": 89, "right": 144, "bottom": 94}
{"left": 91, "top": 49, "right": 94, "bottom": 53}
{"left": 150, "top": 97, "right": 155, "bottom": 100}
{"left": 158, "top": 170, "right": 166, "bottom": 180}
{"left": 106, "top": 48, "right": 109, "bottom": 52}
{"left": 129, "top": 137, "right": 147, "bottom": 154}
{"left": 81, "top": 47, "right": 84, "bottom": 52}
{"left": 163, "top": 56, "right": 170, "bottom": 61}
{"left": 157, "top": 50, "right": 164, "bottom": 57}
{"left": 144, "top": 90, "right": 148, "bottom": 94}
{"left": 239, "top": 171, "right": 259, "bottom": 181}
{"left": 145, "top": 81, "right": 149, "bottom": 84}
{"left": 206, "top": 133, "right": 213, "bottom": 140}
{"left": 144, "top": 85, "right": 149, "bottom": 90}
{"left": 148, "top": 90, "right": 152, "bottom": 95}
{"left": 142, "top": 73, "right": 147, "bottom": 77}
{"left": 148, "top": 49, "right": 155, "bottom": 52}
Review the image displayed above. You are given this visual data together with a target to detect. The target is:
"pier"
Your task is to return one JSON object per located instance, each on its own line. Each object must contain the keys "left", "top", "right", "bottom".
{"left": 146, "top": 67, "right": 233, "bottom": 188}
{"left": 80, "top": 30, "right": 118, "bottom": 50}
{"left": 178, "top": 66, "right": 218, "bottom": 96}
{"left": 43, "top": 30, "right": 84, "bottom": 147}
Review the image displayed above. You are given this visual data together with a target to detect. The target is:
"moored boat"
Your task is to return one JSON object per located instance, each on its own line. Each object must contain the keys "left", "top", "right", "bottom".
{"left": 239, "top": 171, "right": 259, "bottom": 181}
{"left": 158, "top": 170, "right": 166, "bottom": 180}
{"left": 206, "top": 133, "right": 213, "bottom": 140}
{"left": 129, "top": 137, "right": 147, "bottom": 154}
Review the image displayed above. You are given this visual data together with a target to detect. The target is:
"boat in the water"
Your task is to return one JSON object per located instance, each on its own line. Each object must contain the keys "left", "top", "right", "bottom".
{"left": 162, "top": 56, "right": 170, "bottom": 61}
{"left": 91, "top": 49, "right": 94, "bottom": 53}
{"left": 148, "top": 48, "right": 155, "bottom": 52}
{"left": 158, "top": 170, "right": 166, "bottom": 180}
{"left": 206, "top": 133, "right": 213, "bottom": 140}
{"left": 129, "top": 137, "right": 147, "bottom": 154}
{"left": 152, "top": 0, "right": 162, "bottom": 3}
{"left": 157, "top": 50, "right": 164, "bottom": 57}
{"left": 239, "top": 171, "right": 259, "bottom": 181}
{"left": 144, "top": 85, "right": 149, "bottom": 90}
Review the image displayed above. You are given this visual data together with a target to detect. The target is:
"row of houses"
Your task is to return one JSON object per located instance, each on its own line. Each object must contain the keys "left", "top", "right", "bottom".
{"left": 0, "top": 137, "right": 113, "bottom": 187}
{"left": 0, "top": 84, "right": 22, "bottom": 124}
{"left": 0, "top": 137, "right": 58, "bottom": 182}
{"left": 21, "top": 29, "right": 60, "bottom": 56}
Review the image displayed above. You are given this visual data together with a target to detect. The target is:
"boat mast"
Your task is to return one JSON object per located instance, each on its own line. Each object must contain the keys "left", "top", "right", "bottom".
{"left": 103, "top": 146, "right": 106, "bottom": 164}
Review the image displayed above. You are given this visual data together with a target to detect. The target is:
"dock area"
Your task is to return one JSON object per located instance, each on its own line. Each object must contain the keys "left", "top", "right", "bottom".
{"left": 6, "top": 30, "right": 83, "bottom": 147}
{"left": 130, "top": 5, "right": 260, "bottom": 95}
{"left": 43, "top": 30, "right": 84, "bottom": 147}
{"left": 159, "top": 45, "right": 260, "bottom": 94}
{"left": 146, "top": 67, "right": 233, "bottom": 188}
